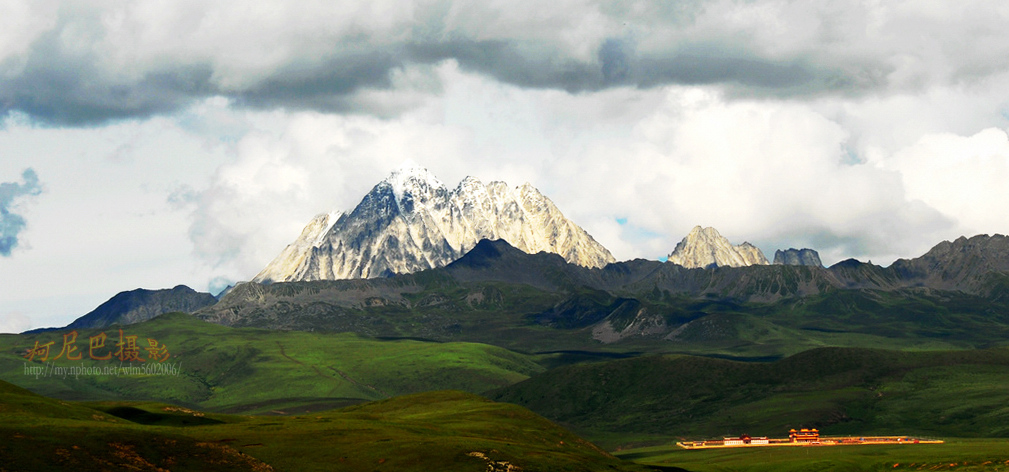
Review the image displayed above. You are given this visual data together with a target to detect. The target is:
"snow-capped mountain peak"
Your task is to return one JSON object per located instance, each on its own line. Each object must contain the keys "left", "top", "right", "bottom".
{"left": 379, "top": 162, "right": 449, "bottom": 218}
{"left": 385, "top": 162, "right": 445, "bottom": 202}
{"left": 253, "top": 167, "right": 615, "bottom": 282}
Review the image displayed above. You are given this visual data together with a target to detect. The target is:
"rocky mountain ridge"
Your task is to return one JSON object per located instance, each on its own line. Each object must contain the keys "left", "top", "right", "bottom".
{"left": 253, "top": 164, "right": 615, "bottom": 283}
{"left": 191, "top": 234, "right": 1009, "bottom": 356}
{"left": 666, "top": 226, "right": 769, "bottom": 268}
{"left": 890, "top": 233, "right": 1009, "bottom": 293}
{"left": 199, "top": 234, "right": 1009, "bottom": 335}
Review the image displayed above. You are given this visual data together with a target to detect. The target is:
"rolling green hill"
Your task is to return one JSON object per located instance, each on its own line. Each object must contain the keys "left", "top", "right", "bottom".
{"left": 0, "top": 380, "right": 649, "bottom": 471}
{"left": 490, "top": 347, "right": 1009, "bottom": 449}
{"left": 0, "top": 313, "right": 542, "bottom": 414}
{"left": 0, "top": 379, "right": 271, "bottom": 471}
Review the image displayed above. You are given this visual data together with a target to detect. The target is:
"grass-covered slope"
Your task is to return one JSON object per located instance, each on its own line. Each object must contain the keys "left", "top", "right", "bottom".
{"left": 0, "top": 380, "right": 271, "bottom": 471}
{"left": 0, "top": 313, "right": 542, "bottom": 414}
{"left": 0, "top": 381, "right": 649, "bottom": 471}
{"left": 491, "top": 347, "right": 1009, "bottom": 448}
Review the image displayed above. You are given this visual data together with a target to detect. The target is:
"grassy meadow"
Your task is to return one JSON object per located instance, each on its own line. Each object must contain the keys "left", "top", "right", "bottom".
{"left": 0, "top": 313, "right": 543, "bottom": 414}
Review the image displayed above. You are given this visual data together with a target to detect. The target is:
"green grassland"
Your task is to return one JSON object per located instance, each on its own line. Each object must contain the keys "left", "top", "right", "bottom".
{"left": 0, "top": 313, "right": 543, "bottom": 414}
{"left": 0, "top": 379, "right": 650, "bottom": 471}
{"left": 491, "top": 347, "right": 1009, "bottom": 449}
{"left": 615, "top": 439, "right": 1009, "bottom": 472}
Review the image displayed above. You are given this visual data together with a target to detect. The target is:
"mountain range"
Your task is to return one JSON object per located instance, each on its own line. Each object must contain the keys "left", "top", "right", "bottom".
{"left": 254, "top": 163, "right": 614, "bottom": 283}
{"left": 219, "top": 233, "right": 1009, "bottom": 309}
{"left": 39, "top": 166, "right": 1009, "bottom": 356}
{"left": 195, "top": 234, "right": 1009, "bottom": 356}
{"left": 251, "top": 165, "right": 851, "bottom": 289}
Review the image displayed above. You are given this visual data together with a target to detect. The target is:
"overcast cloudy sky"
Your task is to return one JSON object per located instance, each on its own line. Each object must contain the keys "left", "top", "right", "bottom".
{"left": 3, "top": 1, "right": 1009, "bottom": 332}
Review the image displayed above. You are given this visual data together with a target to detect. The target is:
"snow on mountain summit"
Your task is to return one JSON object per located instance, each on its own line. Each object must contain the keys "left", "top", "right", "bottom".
{"left": 385, "top": 161, "right": 447, "bottom": 211}
{"left": 253, "top": 167, "right": 616, "bottom": 283}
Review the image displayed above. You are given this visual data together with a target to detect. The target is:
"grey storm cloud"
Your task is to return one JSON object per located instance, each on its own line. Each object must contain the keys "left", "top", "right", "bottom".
{"left": 1, "top": 1, "right": 1006, "bottom": 125}
{"left": 233, "top": 50, "right": 401, "bottom": 111}
{"left": 0, "top": 168, "right": 43, "bottom": 257}
{"left": 0, "top": 36, "right": 857, "bottom": 126}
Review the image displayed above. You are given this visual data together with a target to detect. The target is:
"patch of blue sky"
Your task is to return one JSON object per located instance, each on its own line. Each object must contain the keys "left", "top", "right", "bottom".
{"left": 614, "top": 216, "right": 669, "bottom": 260}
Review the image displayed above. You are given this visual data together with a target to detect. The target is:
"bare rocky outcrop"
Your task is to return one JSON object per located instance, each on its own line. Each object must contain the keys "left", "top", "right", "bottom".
{"left": 666, "top": 226, "right": 769, "bottom": 269}
{"left": 773, "top": 248, "right": 823, "bottom": 267}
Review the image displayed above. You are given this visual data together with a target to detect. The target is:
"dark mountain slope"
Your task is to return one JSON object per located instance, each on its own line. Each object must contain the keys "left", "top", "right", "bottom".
{"left": 63, "top": 285, "right": 217, "bottom": 330}
{"left": 891, "top": 234, "right": 1009, "bottom": 294}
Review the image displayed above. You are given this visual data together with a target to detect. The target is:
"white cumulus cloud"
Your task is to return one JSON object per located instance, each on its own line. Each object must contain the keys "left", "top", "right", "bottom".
{"left": 883, "top": 128, "right": 1009, "bottom": 239}
{"left": 0, "top": 312, "right": 31, "bottom": 334}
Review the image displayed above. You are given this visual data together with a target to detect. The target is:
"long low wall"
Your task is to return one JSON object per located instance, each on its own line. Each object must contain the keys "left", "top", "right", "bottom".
{"left": 677, "top": 436, "right": 944, "bottom": 449}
